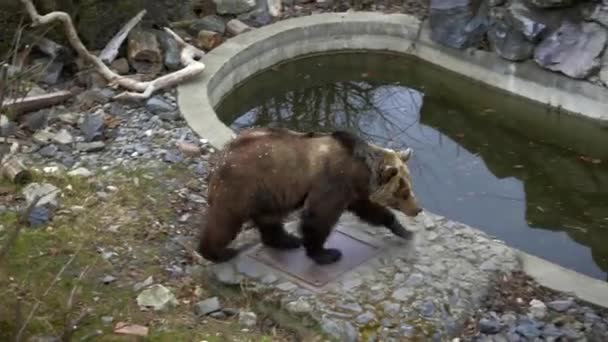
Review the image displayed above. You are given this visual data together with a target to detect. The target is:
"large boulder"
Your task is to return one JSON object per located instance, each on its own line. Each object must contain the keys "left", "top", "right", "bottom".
{"left": 429, "top": 0, "right": 490, "bottom": 50}
{"left": 534, "top": 21, "right": 607, "bottom": 79}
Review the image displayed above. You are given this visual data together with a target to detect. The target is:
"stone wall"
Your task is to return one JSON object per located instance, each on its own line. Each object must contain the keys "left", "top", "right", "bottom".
{"left": 429, "top": 0, "right": 608, "bottom": 88}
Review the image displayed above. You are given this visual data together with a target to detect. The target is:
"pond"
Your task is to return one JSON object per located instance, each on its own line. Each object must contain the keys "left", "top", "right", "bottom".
{"left": 216, "top": 52, "right": 608, "bottom": 282}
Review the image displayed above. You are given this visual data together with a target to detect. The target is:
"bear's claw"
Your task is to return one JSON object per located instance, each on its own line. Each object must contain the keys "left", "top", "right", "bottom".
{"left": 307, "top": 248, "right": 342, "bottom": 265}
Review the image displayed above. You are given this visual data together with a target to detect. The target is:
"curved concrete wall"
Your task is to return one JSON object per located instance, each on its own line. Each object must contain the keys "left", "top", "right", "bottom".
{"left": 177, "top": 12, "right": 608, "bottom": 150}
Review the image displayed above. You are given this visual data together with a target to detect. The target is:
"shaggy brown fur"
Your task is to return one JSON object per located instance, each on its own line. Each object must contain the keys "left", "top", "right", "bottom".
{"left": 198, "top": 127, "right": 422, "bottom": 265}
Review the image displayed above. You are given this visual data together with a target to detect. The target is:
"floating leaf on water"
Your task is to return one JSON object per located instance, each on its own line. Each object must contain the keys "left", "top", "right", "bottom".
{"left": 536, "top": 206, "right": 545, "bottom": 212}
{"left": 455, "top": 133, "right": 465, "bottom": 138}
{"left": 513, "top": 165, "right": 524, "bottom": 169}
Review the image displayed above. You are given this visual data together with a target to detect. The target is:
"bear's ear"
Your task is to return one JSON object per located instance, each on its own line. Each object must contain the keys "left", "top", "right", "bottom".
{"left": 379, "top": 166, "right": 399, "bottom": 185}
{"left": 398, "top": 148, "right": 413, "bottom": 162}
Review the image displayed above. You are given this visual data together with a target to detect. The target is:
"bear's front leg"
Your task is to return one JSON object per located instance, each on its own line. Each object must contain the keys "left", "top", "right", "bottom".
{"left": 299, "top": 186, "right": 349, "bottom": 265}
{"left": 348, "top": 199, "right": 413, "bottom": 240}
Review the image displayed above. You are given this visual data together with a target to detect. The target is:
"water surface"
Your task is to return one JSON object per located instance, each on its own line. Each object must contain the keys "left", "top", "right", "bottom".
{"left": 216, "top": 52, "right": 608, "bottom": 281}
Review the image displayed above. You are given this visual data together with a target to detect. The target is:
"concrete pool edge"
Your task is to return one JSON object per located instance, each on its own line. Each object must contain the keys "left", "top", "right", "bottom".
{"left": 177, "top": 12, "right": 608, "bottom": 307}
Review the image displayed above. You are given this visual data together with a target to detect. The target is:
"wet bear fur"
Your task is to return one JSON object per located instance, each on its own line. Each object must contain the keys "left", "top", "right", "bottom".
{"left": 198, "top": 127, "right": 422, "bottom": 265}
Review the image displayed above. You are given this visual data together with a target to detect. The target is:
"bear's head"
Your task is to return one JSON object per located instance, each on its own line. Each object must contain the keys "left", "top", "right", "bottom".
{"left": 369, "top": 147, "right": 422, "bottom": 217}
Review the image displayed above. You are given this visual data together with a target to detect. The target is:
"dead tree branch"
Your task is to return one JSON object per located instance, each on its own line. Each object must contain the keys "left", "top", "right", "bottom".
{"left": 19, "top": 0, "right": 206, "bottom": 101}
{"left": 99, "top": 10, "right": 147, "bottom": 65}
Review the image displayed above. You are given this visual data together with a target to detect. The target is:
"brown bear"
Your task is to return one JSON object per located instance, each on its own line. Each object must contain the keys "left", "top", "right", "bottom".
{"left": 198, "top": 127, "right": 422, "bottom": 265}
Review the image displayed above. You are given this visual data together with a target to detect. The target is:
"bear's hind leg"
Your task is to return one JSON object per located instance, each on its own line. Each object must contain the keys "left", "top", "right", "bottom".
{"left": 253, "top": 215, "right": 301, "bottom": 250}
{"left": 198, "top": 207, "right": 243, "bottom": 263}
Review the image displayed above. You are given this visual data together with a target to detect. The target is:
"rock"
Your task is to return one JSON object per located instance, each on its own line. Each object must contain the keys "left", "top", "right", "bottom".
{"left": 429, "top": 0, "right": 489, "bottom": 49}
{"left": 286, "top": 298, "right": 312, "bottom": 314}
{"left": 528, "top": 0, "right": 575, "bottom": 9}
{"left": 238, "top": 311, "right": 257, "bottom": 327}
{"left": 211, "top": 263, "right": 243, "bottom": 285}
{"left": 382, "top": 302, "right": 401, "bottom": 316}
{"left": 547, "top": 299, "right": 574, "bottom": 312}
{"left": 534, "top": 22, "right": 607, "bottom": 79}
{"left": 419, "top": 300, "right": 435, "bottom": 317}
{"left": 391, "top": 287, "right": 412, "bottom": 301}
{"left": 146, "top": 96, "right": 175, "bottom": 114}
{"left": 75, "top": 141, "right": 106, "bottom": 152}
{"left": 542, "top": 323, "right": 563, "bottom": 337}
{"left": 267, "top": 0, "right": 281, "bottom": 17}
{"left": 0, "top": 115, "right": 15, "bottom": 137}
{"left": 101, "top": 316, "right": 114, "bottom": 325}
{"left": 356, "top": 311, "right": 376, "bottom": 325}
{"left": 133, "top": 276, "right": 154, "bottom": 291}
{"left": 58, "top": 113, "right": 79, "bottom": 126}
{"left": 600, "top": 50, "right": 608, "bottom": 86}
{"left": 177, "top": 141, "right": 201, "bottom": 157}
{"left": 110, "top": 58, "right": 130, "bottom": 75}
{"left": 22, "top": 110, "right": 49, "bottom": 132}
{"left": 136, "top": 284, "right": 178, "bottom": 311}
{"left": 585, "top": 2, "right": 608, "bottom": 28}
{"left": 23, "top": 183, "right": 60, "bottom": 208}
{"left": 227, "top": 19, "right": 253, "bottom": 36}
{"left": 487, "top": 20, "right": 534, "bottom": 61}
{"left": 238, "top": 8, "right": 273, "bottom": 27}
{"left": 214, "top": 0, "right": 256, "bottom": 15}
{"left": 38, "top": 144, "right": 58, "bottom": 158}
{"left": 260, "top": 273, "right": 278, "bottom": 284}
{"left": 195, "top": 30, "right": 223, "bottom": 51}
{"left": 194, "top": 297, "right": 221, "bottom": 315}
{"left": 163, "top": 150, "right": 184, "bottom": 163}
{"left": 75, "top": 89, "right": 110, "bottom": 110}
{"left": 276, "top": 281, "right": 297, "bottom": 291}
{"left": 114, "top": 322, "right": 149, "bottom": 337}
{"left": 52, "top": 129, "right": 73, "bottom": 145}
{"left": 405, "top": 273, "right": 424, "bottom": 286}
{"left": 79, "top": 112, "right": 105, "bottom": 142}
{"left": 156, "top": 30, "right": 181, "bottom": 71}
{"left": 101, "top": 275, "right": 117, "bottom": 284}
{"left": 321, "top": 318, "right": 358, "bottom": 342}
{"left": 173, "top": 15, "right": 227, "bottom": 36}
{"left": 33, "top": 129, "right": 55, "bottom": 145}
{"left": 479, "top": 317, "right": 501, "bottom": 334}
{"left": 28, "top": 206, "right": 52, "bottom": 227}
{"left": 39, "top": 59, "right": 64, "bottom": 86}
{"left": 515, "top": 318, "right": 541, "bottom": 339}
{"left": 68, "top": 167, "right": 93, "bottom": 177}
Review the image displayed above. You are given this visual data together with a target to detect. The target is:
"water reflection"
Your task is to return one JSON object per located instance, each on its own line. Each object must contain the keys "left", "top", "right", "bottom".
{"left": 217, "top": 53, "right": 608, "bottom": 281}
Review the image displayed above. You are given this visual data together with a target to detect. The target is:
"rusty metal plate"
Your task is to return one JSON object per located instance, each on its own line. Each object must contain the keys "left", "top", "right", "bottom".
{"left": 246, "top": 229, "right": 380, "bottom": 287}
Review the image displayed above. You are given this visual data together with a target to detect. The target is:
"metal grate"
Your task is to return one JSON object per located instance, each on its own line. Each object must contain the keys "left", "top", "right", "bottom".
{"left": 246, "top": 229, "right": 380, "bottom": 287}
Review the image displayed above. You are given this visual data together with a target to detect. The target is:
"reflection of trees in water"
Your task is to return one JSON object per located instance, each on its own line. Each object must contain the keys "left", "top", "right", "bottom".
{"left": 232, "top": 81, "right": 424, "bottom": 149}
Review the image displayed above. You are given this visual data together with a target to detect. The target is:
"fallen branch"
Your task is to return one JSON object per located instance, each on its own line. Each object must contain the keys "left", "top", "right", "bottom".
{"left": 19, "top": 0, "right": 206, "bottom": 101}
{"left": 1, "top": 90, "right": 74, "bottom": 116}
{"left": 99, "top": 10, "right": 147, "bottom": 65}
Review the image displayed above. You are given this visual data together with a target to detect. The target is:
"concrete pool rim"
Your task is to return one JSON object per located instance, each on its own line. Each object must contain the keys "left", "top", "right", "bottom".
{"left": 177, "top": 11, "right": 608, "bottom": 307}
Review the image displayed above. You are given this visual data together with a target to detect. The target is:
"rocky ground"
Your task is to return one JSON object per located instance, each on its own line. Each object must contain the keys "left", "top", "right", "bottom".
{"left": 2, "top": 0, "right": 608, "bottom": 341}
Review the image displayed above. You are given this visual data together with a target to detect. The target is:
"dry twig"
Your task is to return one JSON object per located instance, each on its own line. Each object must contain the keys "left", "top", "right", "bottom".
{"left": 19, "top": 0, "right": 206, "bottom": 100}
{"left": 99, "top": 10, "right": 147, "bottom": 65}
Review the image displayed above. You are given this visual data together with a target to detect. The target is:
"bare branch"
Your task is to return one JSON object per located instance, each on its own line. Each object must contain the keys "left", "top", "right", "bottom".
{"left": 19, "top": 0, "right": 206, "bottom": 100}
{"left": 99, "top": 10, "right": 147, "bottom": 65}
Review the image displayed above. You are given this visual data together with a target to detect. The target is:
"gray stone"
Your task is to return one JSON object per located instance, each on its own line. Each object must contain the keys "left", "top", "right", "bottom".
{"left": 321, "top": 317, "right": 358, "bottom": 342}
{"left": 133, "top": 276, "right": 154, "bottom": 291}
{"left": 547, "top": 299, "right": 574, "bottom": 312}
{"left": 75, "top": 141, "right": 106, "bottom": 152}
{"left": 52, "top": 129, "right": 73, "bottom": 145}
{"left": 382, "top": 302, "right": 401, "bottom": 316}
{"left": 213, "top": 0, "right": 256, "bottom": 15}
{"left": 163, "top": 150, "right": 184, "bottom": 163}
{"left": 101, "top": 275, "right": 116, "bottom": 284}
{"left": 146, "top": 96, "right": 175, "bottom": 114}
{"left": 136, "top": 284, "right": 178, "bottom": 311}
{"left": 405, "top": 273, "right": 424, "bottom": 286}
{"left": 101, "top": 316, "right": 114, "bottom": 325}
{"left": 28, "top": 206, "right": 52, "bottom": 227}
{"left": 211, "top": 263, "right": 243, "bottom": 285}
{"left": 356, "top": 311, "right": 376, "bottom": 325}
{"left": 68, "top": 167, "right": 93, "bottom": 177}
{"left": 488, "top": 20, "right": 534, "bottom": 61}
{"left": 58, "top": 113, "right": 78, "bottom": 125}
{"left": 0, "top": 115, "right": 15, "bottom": 137}
{"left": 38, "top": 144, "right": 58, "bottom": 158}
{"left": 479, "top": 317, "right": 501, "bottom": 334}
{"left": 276, "top": 281, "right": 297, "bottom": 291}
{"left": 157, "top": 30, "right": 181, "bottom": 71}
{"left": 419, "top": 300, "right": 436, "bottom": 317}
{"left": 182, "top": 15, "right": 226, "bottom": 35}
{"left": 528, "top": 0, "right": 575, "bottom": 8}
{"left": 429, "top": 0, "right": 489, "bottom": 49}
{"left": 40, "top": 59, "right": 64, "bottom": 85}
{"left": 399, "top": 324, "right": 415, "bottom": 337}
{"left": 338, "top": 301, "right": 363, "bottom": 314}
{"left": 238, "top": 8, "right": 273, "bottom": 28}
{"left": 534, "top": 22, "right": 607, "bottom": 79}
{"left": 238, "top": 311, "right": 257, "bottom": 327}
{"left": 33, "top": 129, "right": 55, "bottom": 145}
{"left": 23, "top": 183, "right": 60, "bottom": 208}
{"left": 260, "top": 273, "right": 278, "bottom": 284}
{"left": 23, "top": 110, "right": 49, "bottom": 132}
{"left": 542, "top": 323, "right": 563, "bottom": 337}
{"left": 391, "top": 287, "right": 412, "bottom": 301}
{"left": 585, "top": 3, "right": 608, "bottom": 28}
{"left": 601, "top": 51, "right": 608, "bottom": 86}
{"left": 194, "top": 297, "right": 221, "bottom": 316}
{"left": 79, "top": 112, "right": 105, "bottom": 142}
{"left": 515, "top": 319, "right": 541, "bottom": 338}
{"left": 286, "top": 298, "right": 312, "bottom": 314}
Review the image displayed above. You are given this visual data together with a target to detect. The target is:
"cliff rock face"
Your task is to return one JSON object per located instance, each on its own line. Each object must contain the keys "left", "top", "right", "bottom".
{"left": 0, "top": 0, "right": 203, "bottom": 54}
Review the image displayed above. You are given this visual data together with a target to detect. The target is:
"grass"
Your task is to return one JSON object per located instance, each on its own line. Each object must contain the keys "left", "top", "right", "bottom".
{"left": 0, "top": 162, "right": 304, "bottom": 341}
